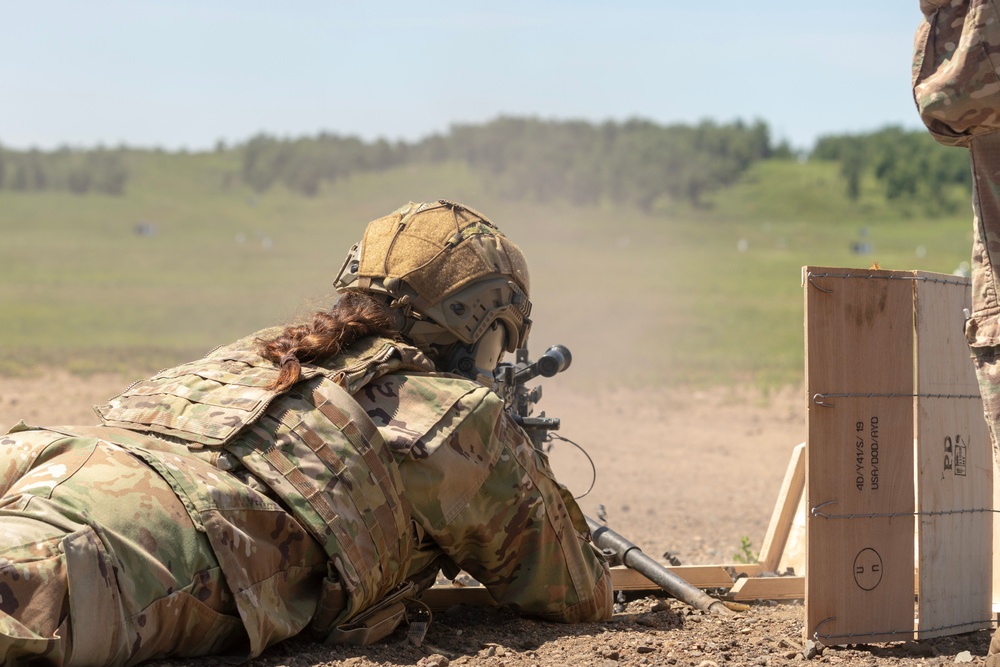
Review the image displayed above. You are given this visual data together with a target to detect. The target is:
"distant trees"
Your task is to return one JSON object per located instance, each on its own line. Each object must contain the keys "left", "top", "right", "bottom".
{"left": 241, "top": 133, "right": 403, "bottom": 196}
{"left": 235, "top": 117, "right": 782, "bottom": 210}
{"left": 447, "top": 118, "right": 607, "bottom": 205}
{"left": 2, "top": 121, "right": 969, "bottom": 212}
{"left": 0, "top": 146, "right": 129, "bottom": 196}
{"left": 811, "top": 126, "right": 971, "bottom": 212}
{"left": 605, "top": 119, "right": 774, "bottom": 209}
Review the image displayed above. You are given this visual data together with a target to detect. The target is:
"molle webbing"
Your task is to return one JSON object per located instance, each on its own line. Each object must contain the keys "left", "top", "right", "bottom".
{"left": 231, "top": 376, "right": 412, "bottom": 618}
{"left": 246, "top": 428, "right": 368, "bottom": 572}
{"left": 92, "top": 333, "right": 431, "bottom": 621}
{"left": 310, "top": 387, "right": 407, "bottom": 546}
{"left": 282, "top": 384, "right": 405, "bottom": 577}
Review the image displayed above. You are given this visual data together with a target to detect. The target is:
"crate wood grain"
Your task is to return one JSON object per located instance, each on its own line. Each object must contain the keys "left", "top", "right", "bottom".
{"left": 804, "top": 267, "right": 915, "bottom": 644}
{"left": 913, "top": 273, "right": 992, "bottom": 638}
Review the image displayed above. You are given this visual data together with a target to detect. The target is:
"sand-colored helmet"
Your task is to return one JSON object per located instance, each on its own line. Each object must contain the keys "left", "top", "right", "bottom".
{"left": 334, "top": 200, "right": 532, "bottom": 381}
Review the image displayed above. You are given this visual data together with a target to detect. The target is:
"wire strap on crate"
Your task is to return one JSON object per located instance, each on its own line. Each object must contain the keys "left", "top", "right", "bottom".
{"left": 812, "top": 392, "right": 981, "bottom": 407}
{"left": 806, "top": 271, "right": 971, "bottom": 294}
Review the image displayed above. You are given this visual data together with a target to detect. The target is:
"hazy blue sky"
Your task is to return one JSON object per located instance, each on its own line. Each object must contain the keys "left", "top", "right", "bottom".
{"left": 2, "top": 2, "right": 926, "bottom": 151}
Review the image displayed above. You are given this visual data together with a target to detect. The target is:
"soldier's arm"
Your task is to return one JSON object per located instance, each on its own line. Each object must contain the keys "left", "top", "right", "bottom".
{"left": 400, "top": 388, "right": 612, "bottom": 622}
{"left": 913, "top": 0, "right": 1000, "bottom": 146}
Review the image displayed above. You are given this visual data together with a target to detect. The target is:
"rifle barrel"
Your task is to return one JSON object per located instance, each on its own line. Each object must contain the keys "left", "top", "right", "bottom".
{"left": 586, "top": 517, "right": 732, "bottom": 616}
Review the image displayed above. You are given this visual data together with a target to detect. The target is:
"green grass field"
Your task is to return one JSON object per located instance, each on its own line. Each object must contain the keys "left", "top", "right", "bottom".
{"left": 0, "top": 153, "right": 975, "bottom": 390}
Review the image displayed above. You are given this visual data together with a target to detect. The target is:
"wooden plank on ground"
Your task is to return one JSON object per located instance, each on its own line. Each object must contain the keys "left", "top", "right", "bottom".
{"left": 913, "top": 273, "right": 992, "bottom": 638}
{"left": 728, "top": 576, "right": 805, "bottom": 601}
{"left": 423, "top": 564, "right": 768, "bottom": 611}
{"left": 609, "top": 565, "right": 739, "bottom": 591}
{"left": 759, "top": 442, "right": 805, "bottom": 573}
{"left": 421, "top": 586, "right": 497, "bottom": 611}
{"left": 804, "top": 267, "right": 915, "bottom": 645}
{"left": 778, "top": 481, "right": 808, "bottom": 577}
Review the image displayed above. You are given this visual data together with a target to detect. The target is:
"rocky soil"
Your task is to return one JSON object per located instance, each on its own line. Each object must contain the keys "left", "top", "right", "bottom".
{"left": 0, "top": 371, "right": 994, "bottom": 666}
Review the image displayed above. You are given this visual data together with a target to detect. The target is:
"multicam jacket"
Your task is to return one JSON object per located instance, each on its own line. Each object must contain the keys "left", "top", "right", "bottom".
{"left": 1, "top": 330, "right": 610, "bottom": 663}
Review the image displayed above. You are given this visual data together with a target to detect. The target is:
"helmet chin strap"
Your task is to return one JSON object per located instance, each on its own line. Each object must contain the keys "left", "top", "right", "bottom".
{"left": 381, "top": 291, "right": 511, "bottom": 388}
{"left": 439, "top": 321, "right": 509, "bottom": 388}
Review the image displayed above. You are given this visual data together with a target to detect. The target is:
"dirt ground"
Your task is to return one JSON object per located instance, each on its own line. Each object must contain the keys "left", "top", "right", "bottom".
{"left": 0, "top": 371, "right": 994, "bottom": 666}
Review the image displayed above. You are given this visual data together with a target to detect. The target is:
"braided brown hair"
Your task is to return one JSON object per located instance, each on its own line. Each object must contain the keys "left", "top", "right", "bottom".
{"left": 258, "top": 291, "right": 401, "bottom": 392}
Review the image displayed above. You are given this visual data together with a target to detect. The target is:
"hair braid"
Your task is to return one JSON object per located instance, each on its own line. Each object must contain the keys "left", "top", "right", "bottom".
{"left": 258, "top": 292, "right": 400, "bottom": 392}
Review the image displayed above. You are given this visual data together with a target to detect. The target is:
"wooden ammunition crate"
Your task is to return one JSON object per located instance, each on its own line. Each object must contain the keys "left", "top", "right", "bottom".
{"left": 803, "top": 267, "right": 992, "bottom": 644}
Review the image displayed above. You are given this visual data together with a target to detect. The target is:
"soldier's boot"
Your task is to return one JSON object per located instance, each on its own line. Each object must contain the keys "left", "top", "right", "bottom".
{"left": 988, "top": 626, "right": 1000, "bottom": 667}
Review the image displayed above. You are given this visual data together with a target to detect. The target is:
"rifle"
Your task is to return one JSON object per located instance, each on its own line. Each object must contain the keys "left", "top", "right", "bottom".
{"left": 495, "top": 345, "right": 731, "bottom": 616}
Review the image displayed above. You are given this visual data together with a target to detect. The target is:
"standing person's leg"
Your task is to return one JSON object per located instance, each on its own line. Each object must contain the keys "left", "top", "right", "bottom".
{"left": 914, "top": 4, "right": 1000, "bottom": 660}
{"left": 966, "top": 134, "right": 1000, "bottom": 664}
{"left": 967, "top": 135, "right": 1000, "bottom": 464}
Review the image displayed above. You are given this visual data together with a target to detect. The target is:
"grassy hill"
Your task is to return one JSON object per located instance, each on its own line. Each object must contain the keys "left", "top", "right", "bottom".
{"left": 0, "top": 151, "right": 974, "bottom": 390}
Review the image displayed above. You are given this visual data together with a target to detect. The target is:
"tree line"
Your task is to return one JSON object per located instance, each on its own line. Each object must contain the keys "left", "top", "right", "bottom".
{"left": 239, "top": 120, "right": 975, "bottom": 213}
{"left": 0, "top": 147, "right": 129, "bottom": 196}
{"left": 240, "top": 117, "right": 784, "bottom": 211}
{"left": 0, "top": 121, "right": 975, "bottom": 212}
{"left": 810, "top": 126, "right": 972, "bottom": 213}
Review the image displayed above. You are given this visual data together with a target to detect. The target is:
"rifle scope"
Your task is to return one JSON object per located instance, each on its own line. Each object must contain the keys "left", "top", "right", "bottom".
{"left": 514, "top": 345, "right": 572, "bottom": 383}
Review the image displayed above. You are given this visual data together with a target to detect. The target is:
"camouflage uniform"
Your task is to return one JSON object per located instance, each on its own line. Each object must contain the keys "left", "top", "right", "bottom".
{"left": 913, "top": 1, "right": 1000, "bottom": 658}
{"left": 0, "top": 332, "right": 611, "bottom": 666}
{"left": 914, "top": 0, "right": 1000, "bottom": 447}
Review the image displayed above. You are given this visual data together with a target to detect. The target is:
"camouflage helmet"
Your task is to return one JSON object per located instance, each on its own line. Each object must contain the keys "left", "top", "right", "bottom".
{"left": 334, "top": 200, "right": 532, "bottom": 362}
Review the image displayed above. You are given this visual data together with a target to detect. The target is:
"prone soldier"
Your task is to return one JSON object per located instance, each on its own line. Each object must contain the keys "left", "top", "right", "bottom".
{"left": 0, "top": 200, "right": 612, "bottom": 666}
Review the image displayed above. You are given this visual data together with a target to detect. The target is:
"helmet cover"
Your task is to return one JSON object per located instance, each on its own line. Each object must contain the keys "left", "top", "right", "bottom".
{"left": 334, "top": 200, "right": 532, "bottom": 352}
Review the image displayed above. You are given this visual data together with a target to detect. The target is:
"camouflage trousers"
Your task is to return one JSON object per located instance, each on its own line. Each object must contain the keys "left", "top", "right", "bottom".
{"left": 913, "top": 2, "right": 1000, "bottom": 659}
{"left": 0, "top": 428, "right": 327, "bottom": 666}
{"left": 966, "top": 134, "right": 1000, "bottom": 467}
{"left": 969, "top": 135, "right": 1000, "bottom": 662}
